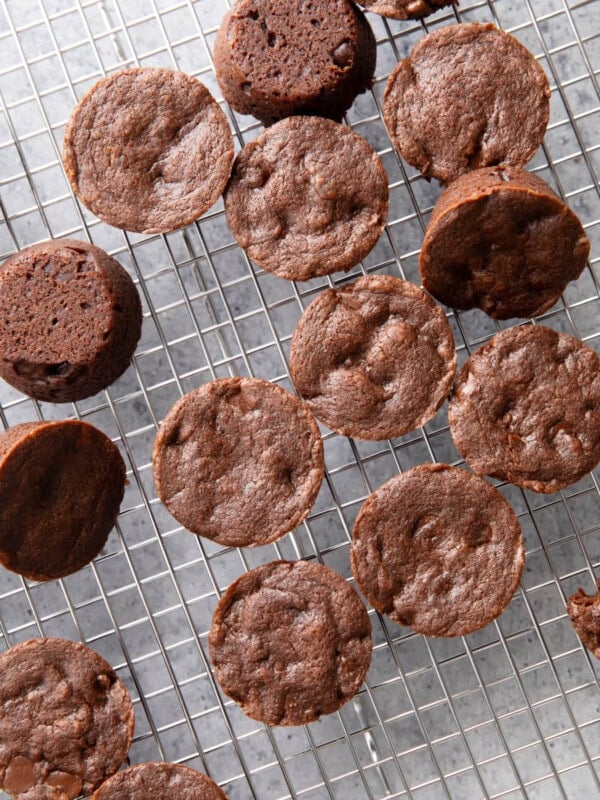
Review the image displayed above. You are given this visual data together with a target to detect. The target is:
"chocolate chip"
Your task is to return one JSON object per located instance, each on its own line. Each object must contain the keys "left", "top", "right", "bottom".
{"left": 4, "top": 757, "right": 36, "bottom": 794}
{"left": 94, "top": 673, "right": 113, "bottom": 692}
{"left": 332, "top": 39, "right": 352, "bottom": 68}
{"left": 46, "top": 771, "right": 83, "bottom": 799}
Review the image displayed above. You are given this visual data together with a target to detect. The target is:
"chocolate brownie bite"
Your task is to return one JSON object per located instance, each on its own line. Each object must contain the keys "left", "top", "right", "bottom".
{"left": 0, "top": 239, "right": 141, "bottom": 403}
{"left": 224, "top": 116, "right": 389, "bottom": 281}
{"left": 384, "top": 23, "right": 550, "bottom": 184}
{"left": 209, "top": 560, "right": 372, "bottom": 725}
{"left": 420, "top": 167, "right": 590, "bottom": 319}
{"left": 63, "top": 68, "right": 234, "bottom": 233}
{"left": 214, "top": 0, "right": 376, "bottom": 125}
{"left": 290, "top": 275, "right": 456, "bottom": 439}
{"left": 152, "top": 378, "right": 323, "bottom": 547}
{"left": 359, "top": 0, "right": 456, "bottom": 20}
{"left": 0, "top": 637, "right": 134, "bottom": 800}
{"left": 0, "top": 420, "right": 125, "bottom": 581}
{"left": 92, "top": 763, "right": 228, "bottom": 800}
{"left": 449, "top": 325, "right": 600, "bottom": 493}
{"left": 567, "top": 582, "right": 600, "bottom": 660}
{"left": 351, "top": 464, "right": 524, "bottom": 636}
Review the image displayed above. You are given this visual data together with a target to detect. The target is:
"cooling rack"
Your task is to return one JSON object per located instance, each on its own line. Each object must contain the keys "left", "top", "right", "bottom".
{"left": 0, "top": 0, "right": 599, "bottom": 797}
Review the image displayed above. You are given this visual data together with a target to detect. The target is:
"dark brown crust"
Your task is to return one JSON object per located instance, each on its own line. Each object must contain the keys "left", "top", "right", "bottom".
{"left": 224, "top": 116, "right": 389, "bottom": 281}
{"left": 449, "top": 325, "right": 600, "bottom": 493}
{"left": 63, "top": 68, "right": 234, "bottom": 234}
{"left": 0, "top": 239, "right": 141, "bottom": 403}
{"left": 289, "top": 275, "right": 456, "bottom": 439}
{"left": 383, "top": 23, "right": 550, "bottom": 184}
{"left": 0, "top": 638, "right": 134, "bottom": 800}
{"left": 419, "top": 167, "right": 590, "bottom": 319}
{"left": 92, "top": 763, "right": 228, "bottom": 800}
{"left": 0, "top": 420, "right": 125, "bottom": 581}
{"left": 208, "top": 560, "right": 372, "bottom": 726}
{"left": 351, "top": 464, "right": 525, "bottom": 636}
{"left": 152, "top": 378, "right": 324, "bottom": 547}
{"left": 359, "top": 0, "right": 456, "bottom": 20}
{"left": 567, "top": 581, "right": 600, "bottom": 660}
{"left": 214, "top": 0, "right": 376, "bottom": 125}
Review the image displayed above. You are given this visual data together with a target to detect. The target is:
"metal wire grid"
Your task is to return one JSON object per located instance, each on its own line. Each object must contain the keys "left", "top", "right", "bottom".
{"left": 0, "top": 0, "right": 599, "bottom": 798}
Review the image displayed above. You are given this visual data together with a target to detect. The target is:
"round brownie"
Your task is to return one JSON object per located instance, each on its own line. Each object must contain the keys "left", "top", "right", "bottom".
{"left": 152, "top": 378, "right": 323, "bottom": 547}
{"left": 0, "top": 637, "right": 134, "bottom": 800}
{"left": 209, "top": 560, "right": 372, "bottom": 725}
{"left": 290, "top": 275, "right": 456, "bottom": 439}
{"left": 358, "top": 0, "right": 456, "bottom": 20}
{"left": 449, "top": 325, "right": 600, "bottom": 493}
{"left": 567, "top": 581, "right": 600, "bottom": 660}
{"left": 224, "top": 116, "right": 389, "bottom": 281}
{"left": 214, "top": 0, "right": 376, "bottom": 125}
{"left": 420, "top": 167, "right": 590, "bottom": 319}
{"left": 384, "top": 23, "right": 550, "bottom": 184}
{"left": 351, "top": 464, "right": 524, "bottom": 636}
{"left": 0, "top": 239, "right": 141, "bottom": 403}
{"left": 0, "top": 420, "right": 125, "bottom": 581}
{"left": 92, "top": 763, "right": 228, "bottom": 800}
{"left": 63, "top": 68, "right": 234, "bottom": 233}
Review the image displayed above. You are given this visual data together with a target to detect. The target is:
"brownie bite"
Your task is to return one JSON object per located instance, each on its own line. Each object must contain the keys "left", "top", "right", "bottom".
{"left": 63, "top": 68, "right": 234, "bottom": 233}
{"left": 290, "top": 275, "right": 456, "bottom": 439}
{"left": 384, "top": 23, "right": 550, "bottom": 184}
{"left": 359, "top": 0, "right": 457, "bottom": 20}
{"left": 225, "top": 116, "right": 389, "bottom": 281}
{"left": 0, "top": 420, "right": 125, "bottom": 581}
{"left": 209, "top": 560, "right": 372, "bottom": 725}
{"left": 449, "top": 325, "right": 600, "bottom": 493}
{"left": 567, "top": 582, "right": 600, "bottom": 660}
{"left": 420, "top": 166, "right": 590, "bottom": 319}
{"left": 0, "top": 239, "right": 141, "bottom": 403}
{"left": 0, "top": 638, "right": 134, "bottom": 800}
{"left": 351, "top": 464, "right": 524, "bottom": 636}
{"left": 92, "top": 763, "right": 229, "bottom": 800}
{"left": 214, "top": 0, "right": 376, "bottom": 124}
{"left": 153, "top": 377, "right": 324, "bottom": 547}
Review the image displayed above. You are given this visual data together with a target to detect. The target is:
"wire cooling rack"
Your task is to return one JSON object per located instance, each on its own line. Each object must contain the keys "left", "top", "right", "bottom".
{"left": 0, "top": 0, "right": 599, "bottom": 798}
